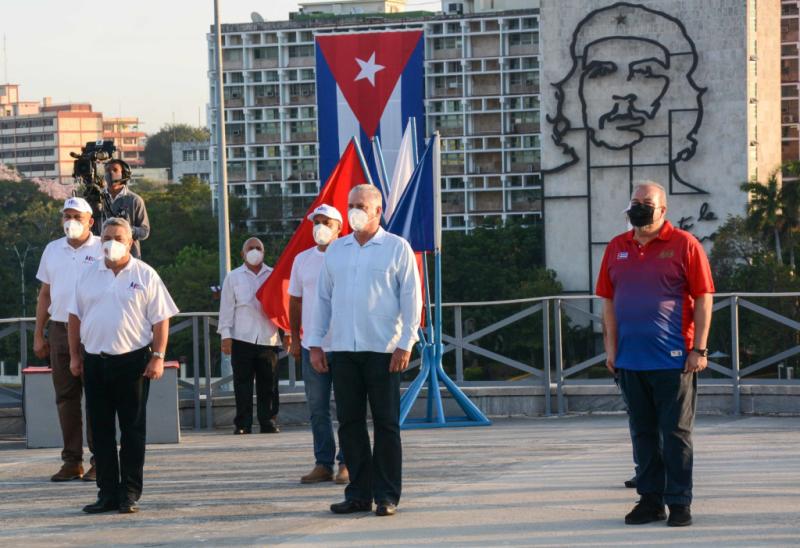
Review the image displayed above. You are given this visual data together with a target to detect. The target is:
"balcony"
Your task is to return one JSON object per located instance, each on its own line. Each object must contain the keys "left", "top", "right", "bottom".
{"left": 254, "top": 133, "right": 281, "bottom": 144}
{"left": 442, "top": 163, "right": 465, "bottom": 175}
{"left": 287, "top": 56, "right": 314, "bottom": 68}
{"left": 510, "top": 162, "right": 535, "bottom": 173}
{"left": 286, "top": 131, "right": 316, "bottom": 143}
{"left": 254, "top": 95, "right": 280, "bottom": 106}
{"left": 288, "top": 93, "right": 316, "bottom": 105}
{"left": 508, "top": 122, "right": 538, "bottom": 134}
{"left": 226, "top": 98, "right": 244, "bottom": 108}
{"left": 438, "top": 126, "right": 464, "bottom": 137}
{"left": 255, "top": 170, "right": 282, "bottom": 181}
{"left": 252, "top": 58, "right": 279, "bottom": 69}
{"left": 432, "top": 48, "right": 462, "bottom": 60}
{"left": 431, "top": 86, "right": 463, "bottom": 98}
{"left": 226, "top": 134, "right": 246, "bottom": 145}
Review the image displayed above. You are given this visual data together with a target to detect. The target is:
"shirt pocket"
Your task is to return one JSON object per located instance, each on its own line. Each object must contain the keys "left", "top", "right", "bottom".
{"left": 366, "top": 268, "right": 396, "bottom": 315}
{"left": 233, "top": 280, "right": 254, "bottom": 304}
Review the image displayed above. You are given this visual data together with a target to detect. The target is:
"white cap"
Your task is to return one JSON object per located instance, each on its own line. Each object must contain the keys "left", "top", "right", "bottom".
{"left": 62, "top": 197, "right": 93, "bottom": 214}
{"left": 306, "top": 204, "right": 343, "bottom": 224}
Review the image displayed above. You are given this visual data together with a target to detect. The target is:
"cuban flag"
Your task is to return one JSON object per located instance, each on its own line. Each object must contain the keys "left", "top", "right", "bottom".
{"left": 315, "top": 30, "right": 426, "bottom": 189}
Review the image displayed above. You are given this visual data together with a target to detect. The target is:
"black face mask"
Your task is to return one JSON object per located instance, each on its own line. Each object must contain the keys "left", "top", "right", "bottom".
{"left": 627, "top": 203, "right": 656, "bottom": 227}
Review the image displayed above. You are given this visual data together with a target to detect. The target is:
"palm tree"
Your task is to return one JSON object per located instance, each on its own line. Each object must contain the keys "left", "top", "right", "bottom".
{"left": 741, "top": 169, "right": 784, "bottom": 265}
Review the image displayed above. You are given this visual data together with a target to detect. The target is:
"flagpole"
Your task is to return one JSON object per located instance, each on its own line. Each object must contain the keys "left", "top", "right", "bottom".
{"left": 351, "top": 137, "right": 374, "bottom": 186}
{"left": 371, "top": 135, "right": 391, "bottom": 207}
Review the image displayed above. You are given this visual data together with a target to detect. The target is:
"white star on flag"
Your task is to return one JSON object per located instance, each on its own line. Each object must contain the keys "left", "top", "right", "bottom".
{"left": 354, "top": 52, "right": 385, "bottom": 86}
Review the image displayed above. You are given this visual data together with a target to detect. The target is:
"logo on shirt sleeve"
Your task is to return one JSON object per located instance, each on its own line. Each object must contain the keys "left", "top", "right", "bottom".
{"left": 616, "top": 251, "right": 629, "bottom": 260}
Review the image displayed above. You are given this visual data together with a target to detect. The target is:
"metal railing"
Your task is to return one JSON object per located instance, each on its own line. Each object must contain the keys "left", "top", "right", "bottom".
{"left": 1, "top": 292, "right": 798, "bottom": 424}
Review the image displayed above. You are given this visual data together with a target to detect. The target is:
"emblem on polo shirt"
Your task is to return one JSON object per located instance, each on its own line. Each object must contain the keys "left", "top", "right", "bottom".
{"left": 658, "top": 249, "right": 675, "bottom": 259}
{"left": 128, "top": 281, "right": 145, "bottom": 291}
{"left": 616, "top": 251, "right": 629, "bottom": 260}
{"left": 670, "top": 350, "right": 683, "bottom": 357}
{"left": 83, "top": 255, "right": 97, "bottom": 264}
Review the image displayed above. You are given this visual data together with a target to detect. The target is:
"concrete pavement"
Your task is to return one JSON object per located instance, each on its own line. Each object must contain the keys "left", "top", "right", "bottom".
{"left": 0, "top": 415, "right": 798, "bottom": 547}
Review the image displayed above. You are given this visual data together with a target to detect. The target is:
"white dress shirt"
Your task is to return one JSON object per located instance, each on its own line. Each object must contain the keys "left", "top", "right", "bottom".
{"left": 288, "top": 246, "right": 331, "bottom": 351}
{"left": 36, "top": 235, "right": 103, "bottom": 322}
{"left": 306, "top": 228, "right": 421, "bottom": 353}
{"left": 68, "top": 257, "right": 179, "bottom": 355}
{"left": 217, "top": 263, "right": 281, "bottom": 346}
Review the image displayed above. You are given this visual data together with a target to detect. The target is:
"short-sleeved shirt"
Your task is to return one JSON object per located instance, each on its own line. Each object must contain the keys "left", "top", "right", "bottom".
{"left": 36, "top": 235, "right": 103, "bottom": 322}
{"left": 596, "top": 220, "right": 715, "bottom": 371}
{"left": 288, "top": 246, "right": 331, "bottom": 351}
{"left": 68, "top": 257, "right": 179, "bottom": 355}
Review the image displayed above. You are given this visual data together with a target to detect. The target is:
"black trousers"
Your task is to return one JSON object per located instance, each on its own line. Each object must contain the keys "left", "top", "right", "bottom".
{"left": 231, "top": 340, "right": 277, "bottom": 431}
{"left": 618, "top": 368, "right": 697, "bottom": 506}
{"left": 331, "top": 351, "right": 401, "bottom": 505}
{"left": 83, "top": 347, "right": 150, "bottom": 502}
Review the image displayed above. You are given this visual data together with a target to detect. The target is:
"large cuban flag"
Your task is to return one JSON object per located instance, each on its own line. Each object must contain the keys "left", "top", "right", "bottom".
{"left": 315, "top": 30, "right": 425, "bottom": 189}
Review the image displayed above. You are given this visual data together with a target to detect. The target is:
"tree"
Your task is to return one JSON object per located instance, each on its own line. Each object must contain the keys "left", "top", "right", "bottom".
{"left": 740, "top": 170, "right": 784, "bottom": 265}
{"left": 144, "top": 124, "right": 210, "bottom": 168}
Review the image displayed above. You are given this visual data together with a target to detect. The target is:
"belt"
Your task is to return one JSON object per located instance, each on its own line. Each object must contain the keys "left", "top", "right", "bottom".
{"left": 94, "top": 346, "right": 150, "bottom": 360}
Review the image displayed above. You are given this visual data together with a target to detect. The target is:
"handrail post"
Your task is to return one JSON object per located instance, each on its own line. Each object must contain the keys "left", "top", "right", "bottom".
{"left": 19, "top": 320, "right": 28, "bottom": 373}
{"left": 454, "top": 305, "right": 464, "bottom": 383}
{"left": 542, "top": 299, "right": 551, "bottom": 416}
{"left": 203, "top": 316, "right": 214, "bottom": 430}
{"left": 192, "top": 317, "right": 201, "bottom": 431}
{"left": 554, "top": 298, "right": 565, "bottom": 416}
{"left": 730, "top": 296, "right": 741, "bottom": 415}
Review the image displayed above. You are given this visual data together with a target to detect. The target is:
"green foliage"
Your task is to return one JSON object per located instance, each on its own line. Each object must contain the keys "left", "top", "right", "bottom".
{"left": 159, "top": 245, "right": 219, "bottom": 312}
{"left": 144, "top": 124, "right": 210, "bottom": 168}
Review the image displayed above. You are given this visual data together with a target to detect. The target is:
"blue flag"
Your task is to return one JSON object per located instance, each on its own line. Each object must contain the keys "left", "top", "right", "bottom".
{"left": 386, "top": 136, "right": 438, "bottom": 252}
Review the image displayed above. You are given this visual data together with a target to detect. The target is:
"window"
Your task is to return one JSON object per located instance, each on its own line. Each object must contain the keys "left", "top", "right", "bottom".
{"left": 199, "top": 149, "right": 209, "bottom": 161}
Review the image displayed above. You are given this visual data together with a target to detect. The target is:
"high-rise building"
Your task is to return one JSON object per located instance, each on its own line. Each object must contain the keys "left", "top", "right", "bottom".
{"left": 782, "top": 0, "right": 799, "bottom": 176}
{"left": 102, "top": 117, "right": 146, "bottom": 167}
{"left": 0, "top": 84, "right": 103, "bottom": 184}
{"left": 207, "top": 0, "right": 540, "bottom": 235}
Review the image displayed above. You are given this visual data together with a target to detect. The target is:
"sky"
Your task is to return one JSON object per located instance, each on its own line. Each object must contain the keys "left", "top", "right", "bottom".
{"left": 1, "top": 0, "right": 441, "bottom": 134}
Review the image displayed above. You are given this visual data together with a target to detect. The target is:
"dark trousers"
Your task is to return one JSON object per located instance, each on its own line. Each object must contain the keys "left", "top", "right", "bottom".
{"left": 48, "top": 321, "right": 93, "bottom": 464}
{"left": 231, "top": 340, "right": 277, "bottom": 431}
{"left": 83, "top": 347, "right": 150, "bottom": 502}
{"left": 331, "top": 351, "right": 401, "bottom": 505}
{"left": 618, "top": 368, "right": 697, "bottom": 506}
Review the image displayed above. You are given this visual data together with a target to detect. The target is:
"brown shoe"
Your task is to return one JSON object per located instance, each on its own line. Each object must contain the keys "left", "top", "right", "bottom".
{"left": 51, "top": 462, "right": 83, "bottom": 482}
{"left": 301, "top": 465, "right": 333, "bottom": 484}
{"left": 82, "top": 464, "right": 97, "bottom": 482}
{"left": 334, "top": 465, "right": 349, "bottom": 485}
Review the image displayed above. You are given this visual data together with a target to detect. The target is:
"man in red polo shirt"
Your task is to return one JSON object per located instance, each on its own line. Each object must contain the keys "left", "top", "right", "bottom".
{"left": 597, "top": 182, "right": 714, "bottom": 528}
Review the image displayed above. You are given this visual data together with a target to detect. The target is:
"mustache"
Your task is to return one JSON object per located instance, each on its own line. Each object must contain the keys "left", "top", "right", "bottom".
{"left": 598, "top": 101, "right": 657, "bottom": 130}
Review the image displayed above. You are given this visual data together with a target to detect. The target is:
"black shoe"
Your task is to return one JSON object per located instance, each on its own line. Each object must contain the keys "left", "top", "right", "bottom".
{"left": 330, "top": 500, "right": 372, "bottom": 514}
{"left": 667, "top": 504, "right": 692, "bottom": 527}
{"left": 260, "top": 420, "right": 280, "bottom": 434}
{"left": 624, "top": 476, "right": 637, "bottom": 488}
{"left": 625, "top": 495, "right": 666, "bottom": 525}
{"left": 82, "top": 498, "right": 119, "bottom": 514}
{"left": 233, "top": 427, "right": 250, "bottom": 435}
{"left": 375, "top": 501, "right": 397, "bottom": 516}
{"left": 118, "top": 499, "right": 139, "bottom": 514}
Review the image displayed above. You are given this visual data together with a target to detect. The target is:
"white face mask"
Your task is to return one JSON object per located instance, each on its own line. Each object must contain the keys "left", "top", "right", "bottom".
{"left": 312, "top": 223, "right": 334, "bottom": 246}
{"left": 63, "top": 219, "right": 84, "bottom": 240}
{"left": 245, "top": 249, "right": 263, "bottom": 266}
{"left": 103, "top": 240, "right": 128, "bottom": 263}
{"left": 348, "top": 208, "right": 370, "bottom": 232}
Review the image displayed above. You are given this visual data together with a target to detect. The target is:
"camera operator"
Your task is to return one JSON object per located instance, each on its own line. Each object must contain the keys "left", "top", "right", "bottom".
{"left": 104, "top": 159, "right": 150, "bottom": 259}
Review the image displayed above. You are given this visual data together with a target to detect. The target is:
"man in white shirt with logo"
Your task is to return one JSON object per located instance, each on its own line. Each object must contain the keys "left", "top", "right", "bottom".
{"left": 218, "top": 237, "right": 283, "bottom": 435}
{"left": 288, "top": 204, "right": 348, "bottom": 485}
{"left": 34, "top": 197, "right": 103, "bottom": 482}
{"left": 308, "top": 184, "right": 422, "bottom": 517}
{"left": 68, "top": 217, "right": 178, "bottom": 514}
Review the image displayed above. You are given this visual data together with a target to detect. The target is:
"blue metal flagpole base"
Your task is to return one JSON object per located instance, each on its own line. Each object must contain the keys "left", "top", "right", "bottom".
{"left": 399, "top": 342, "right": 491, "bottom": 429}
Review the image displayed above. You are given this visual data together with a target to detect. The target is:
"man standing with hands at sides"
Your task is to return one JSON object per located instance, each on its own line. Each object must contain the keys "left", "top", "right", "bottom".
{"left": 288, "top": 204, "right": 348, "bottom": 485}
{"left": 597, "top": 182, "right": 714, "bottom": 528}
{"left": 218, "top": 238, "right": 283, "bottom": 435}
{"left": 307, "top": 184, "right": 421, "bottom": 517}
{"left": 68, "top": 217, "right": 178, "bottom": 514}
{"left": 104, "top": 159, "right": 149, "bottom": 258}
{"left": 34, "top": 197, "right": 102, "bottom": 482}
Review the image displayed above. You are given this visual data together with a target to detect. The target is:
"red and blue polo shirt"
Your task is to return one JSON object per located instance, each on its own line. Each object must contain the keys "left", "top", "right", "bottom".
{"left": 595, "top": 220, "right": 715, "bottom": 371}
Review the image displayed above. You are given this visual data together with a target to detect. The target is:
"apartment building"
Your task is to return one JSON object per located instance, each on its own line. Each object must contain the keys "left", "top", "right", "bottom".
{"left": 0, "top": 84, "right": 102, "bottom": 184}
{"left": 207, "top": 0, "right": 540, "bottom": 235}
{"left": 103, "top": 117, "right": 146, "bottom": 167}
{"left": 172, "top": 140, "right": 212, "bottom": 182}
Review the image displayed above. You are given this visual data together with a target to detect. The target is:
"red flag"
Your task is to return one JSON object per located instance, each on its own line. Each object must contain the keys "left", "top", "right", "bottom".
{"left": 257, "top": 140, "right": 368, "bottom": 331}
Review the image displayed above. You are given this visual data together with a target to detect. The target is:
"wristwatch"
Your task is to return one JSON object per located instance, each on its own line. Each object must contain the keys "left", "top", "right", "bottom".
{"left": 152, "top": 351, "right": 166, "bottom": 359}
{"left": 691, "top": 347, "right": 708, "bottom": 357}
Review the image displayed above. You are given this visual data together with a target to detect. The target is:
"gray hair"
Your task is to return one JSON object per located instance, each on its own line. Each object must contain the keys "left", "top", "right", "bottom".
{"left": 632, "top": 181, "right": 667, "bottom": 206}
{"left": 241, "top": 237, "right": 264, "bottom": 252}
{"left": 101, "top": 217, "right": 133, "bottom": 240}
{"left": 349, "top": 184, "right": 382, "bottom": 207}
